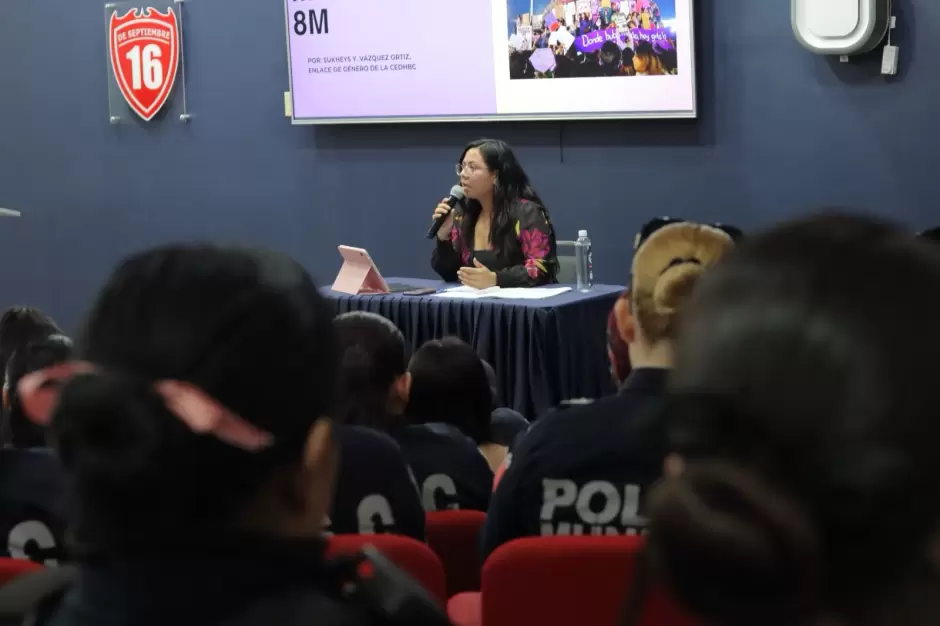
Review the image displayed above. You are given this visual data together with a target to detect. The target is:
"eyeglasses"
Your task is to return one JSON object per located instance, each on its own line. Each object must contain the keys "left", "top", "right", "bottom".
{"left": 455, "top": 162, "right": 483, "bottom": 176}
{"left": 635, "top": 216, "right": 744, "bottom": 251}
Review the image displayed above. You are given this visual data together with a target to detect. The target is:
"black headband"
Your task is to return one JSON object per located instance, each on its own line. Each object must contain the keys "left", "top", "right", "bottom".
{"left": 635, "top": 217, "right": 744, "bottom": 251}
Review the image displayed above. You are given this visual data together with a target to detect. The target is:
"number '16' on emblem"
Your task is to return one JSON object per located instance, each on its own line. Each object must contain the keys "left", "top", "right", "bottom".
{"left": 108, "top": 6, "right": 180, "bottom": 122}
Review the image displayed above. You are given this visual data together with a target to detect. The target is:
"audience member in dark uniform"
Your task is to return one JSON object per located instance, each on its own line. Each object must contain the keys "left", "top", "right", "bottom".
{"left": 327, "top": 425, "right": 425, "bottom": 539}
{"left": 19, "top": 245, "right": 425, "bottom": 626}
{"left": 332, "top": 312, "right": 424, "bottom": 540}
{"left": 0, "top": 307, "right": 61, "bottom": 387}
{"left": 481, "top": 221, "right": 734, "bottom": 560}
{"left": 637, "top": 215, "right": 940, "bottom": 626}
{"left": 401, "top": 338, "right": 501, "bottom": 512}
{"left": 482, "top": 360, "right": 530, "bottom": 447}
{"left": 3, "top": 333, "right": 74, "bottom": 447}
{"left": 0, "top": 333, "right": 73, "bottom": 566}
{"left": 0, "top": 448, "right": 66, "bottom": 568}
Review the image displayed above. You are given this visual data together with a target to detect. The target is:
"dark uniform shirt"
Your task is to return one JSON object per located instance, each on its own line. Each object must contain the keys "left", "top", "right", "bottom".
{"left": 393, "top": 423, "right": 493, "bottom": 512}
{"left": 481, "top": 369, "right": 669, "bottom": 560}
{"left": 328, "top": 426, "right": 425, "bottom": 540}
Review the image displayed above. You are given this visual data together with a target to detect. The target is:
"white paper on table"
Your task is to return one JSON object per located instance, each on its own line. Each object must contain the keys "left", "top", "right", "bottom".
{"left": 432, "top": 286, "right": 571, "bottom": 301}
{"left": 491, "top": 287, "right": 572, "bottom": 300}
{"left": 432, "top": 286, "right": 502, "bottom": 300}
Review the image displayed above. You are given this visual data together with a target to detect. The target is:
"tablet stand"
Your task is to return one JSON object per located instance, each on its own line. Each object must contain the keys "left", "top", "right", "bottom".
{"left": 331, "top": 258, "right": 387, "bottom": 294}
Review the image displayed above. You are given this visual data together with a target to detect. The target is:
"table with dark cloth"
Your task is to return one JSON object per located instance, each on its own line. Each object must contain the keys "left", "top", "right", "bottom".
{"left": 323, "top": 278, "right": 623, "bottom": 419}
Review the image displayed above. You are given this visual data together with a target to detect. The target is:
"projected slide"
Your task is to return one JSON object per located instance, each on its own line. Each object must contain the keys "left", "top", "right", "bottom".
{"left": 285, "top": 0, "right": 695, "bottom": 124}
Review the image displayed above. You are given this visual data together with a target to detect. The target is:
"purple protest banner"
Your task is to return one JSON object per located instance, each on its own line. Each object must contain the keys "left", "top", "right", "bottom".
{"left": 574, "top": 26, "right": 674, "bottom": 54}
{"left": 574, "top": 27, "right": 625, "bottom": 53}
{"left": 629, "top": 27, "right": 674, "bottom": 50}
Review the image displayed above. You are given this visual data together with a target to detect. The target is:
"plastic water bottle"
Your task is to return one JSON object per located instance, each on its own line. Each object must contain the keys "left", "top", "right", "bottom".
{"left": 575, "top": 230, "right": 594, "bottom": 292}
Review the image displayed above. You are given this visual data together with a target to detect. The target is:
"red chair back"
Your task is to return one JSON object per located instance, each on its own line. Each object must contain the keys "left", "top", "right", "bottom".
{"left": 0, "top": 558, "right": 43, "bottom": 586}
{"left": 327, "top": 534, "right": 447, "bottom": 605}
{"left": 425, "top": 510, "right": 487, "bottom": 595}
{"left": 480, "top": 535, "right": 699, "bottom": 626}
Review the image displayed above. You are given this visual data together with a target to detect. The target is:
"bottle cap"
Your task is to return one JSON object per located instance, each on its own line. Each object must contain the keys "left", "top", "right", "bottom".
{"left": 578, "top": 230, "right": 588, "bottom": 237}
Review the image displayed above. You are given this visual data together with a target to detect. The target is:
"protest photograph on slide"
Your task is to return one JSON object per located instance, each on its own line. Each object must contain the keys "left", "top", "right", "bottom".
{"left": 283, "top": 0, "right": 696, "bottom": 123}
{"left": 506, "top": 0, "right": 677, "bottom": 79}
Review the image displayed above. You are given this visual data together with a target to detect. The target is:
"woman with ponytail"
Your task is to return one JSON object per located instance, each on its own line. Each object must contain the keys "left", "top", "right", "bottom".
{"left": 639, "top": 214, "right": 940, "bottom": 626}
{"left": 330, "top": 312, "right": 425, "bottom": 540}
{"left": 481, "top": 220, "right": 734, "bottom": 560}
{"left": 22, "top": 245, "right": 414, "bottom": 626}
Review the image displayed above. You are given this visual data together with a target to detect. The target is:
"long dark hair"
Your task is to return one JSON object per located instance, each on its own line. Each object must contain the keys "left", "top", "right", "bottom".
{"left": 459, "top": 139, "right": 552, "bottom": 260}
{"left": 334, "top": 312, "right": 408, "bottom": 431}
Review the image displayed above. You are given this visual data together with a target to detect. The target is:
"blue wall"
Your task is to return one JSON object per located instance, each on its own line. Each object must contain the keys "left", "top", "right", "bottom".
{"left": 0, "top": 0, "right": 933, "bottom": 330}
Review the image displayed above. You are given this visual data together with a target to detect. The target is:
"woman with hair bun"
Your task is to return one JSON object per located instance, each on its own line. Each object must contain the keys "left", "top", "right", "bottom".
{"left": 481, "top": 221, "right": 734, "bottom": 560}
{"left": 14, "top": 245, "right": 437, "bottom": 626}
{"left": 637, "top": 214, "right": 940, "bottom": 626}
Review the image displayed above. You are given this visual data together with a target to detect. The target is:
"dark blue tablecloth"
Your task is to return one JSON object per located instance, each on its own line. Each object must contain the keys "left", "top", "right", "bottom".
{"left": 323, "top": 278, "right": 623, "bottom": 418}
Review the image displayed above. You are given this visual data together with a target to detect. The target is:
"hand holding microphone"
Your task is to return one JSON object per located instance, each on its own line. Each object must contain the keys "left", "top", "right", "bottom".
{"left": 431, "top": 201, "right": 456, "bottom": 241}
{"left": 426, "top": 185, "right": 465, "bottom": 240}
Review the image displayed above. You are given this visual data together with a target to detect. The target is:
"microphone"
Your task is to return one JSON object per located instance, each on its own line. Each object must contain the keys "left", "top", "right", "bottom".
{"left": 425, "top": 185, "right": 466, "bottom": 240}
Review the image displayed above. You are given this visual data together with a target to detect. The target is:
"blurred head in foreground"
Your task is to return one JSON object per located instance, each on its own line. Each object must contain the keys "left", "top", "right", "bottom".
{"left": 644, "top": 214, "right": 940, "bottom": 626}
{"left": 33, "top": 245, "right": 339, "bottom": 553}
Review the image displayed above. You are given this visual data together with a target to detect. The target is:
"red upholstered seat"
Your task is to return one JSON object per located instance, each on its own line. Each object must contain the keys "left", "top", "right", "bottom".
{"left": 327, "top": 533, "right": 447, "bottom": 605}
{"left": 447, "top": 535, "right": 700, "bottom": 626}
{"left": 425, "top": 510, "right": 487, "bottom": 595}
{"left": 0, "top": 557, "right": 43, "bottom": 586}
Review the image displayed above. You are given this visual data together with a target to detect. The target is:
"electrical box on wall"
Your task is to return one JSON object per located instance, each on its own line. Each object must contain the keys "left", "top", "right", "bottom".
{"left": 792, "top": 0, "right": 890, "bottom": 55}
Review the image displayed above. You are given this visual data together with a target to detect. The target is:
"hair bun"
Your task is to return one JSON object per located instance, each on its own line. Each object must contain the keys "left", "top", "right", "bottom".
{"left": 646, "top": 462, "right": 822, "bottom": 626}
{"left": 652, "top": 261, "right": 704, "bottom": 317}
{"left": 53, "top": 372, "right": 164, "bottom": 492}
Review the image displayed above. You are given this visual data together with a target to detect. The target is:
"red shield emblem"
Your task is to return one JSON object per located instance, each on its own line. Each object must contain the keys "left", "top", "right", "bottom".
{"left": 108, "top": 7, "right": 180, "bottom": 121}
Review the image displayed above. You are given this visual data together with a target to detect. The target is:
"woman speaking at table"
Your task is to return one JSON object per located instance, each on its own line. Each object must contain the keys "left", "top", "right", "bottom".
{"left": 431, "top": 139, "right": 558, "bottom": 288}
